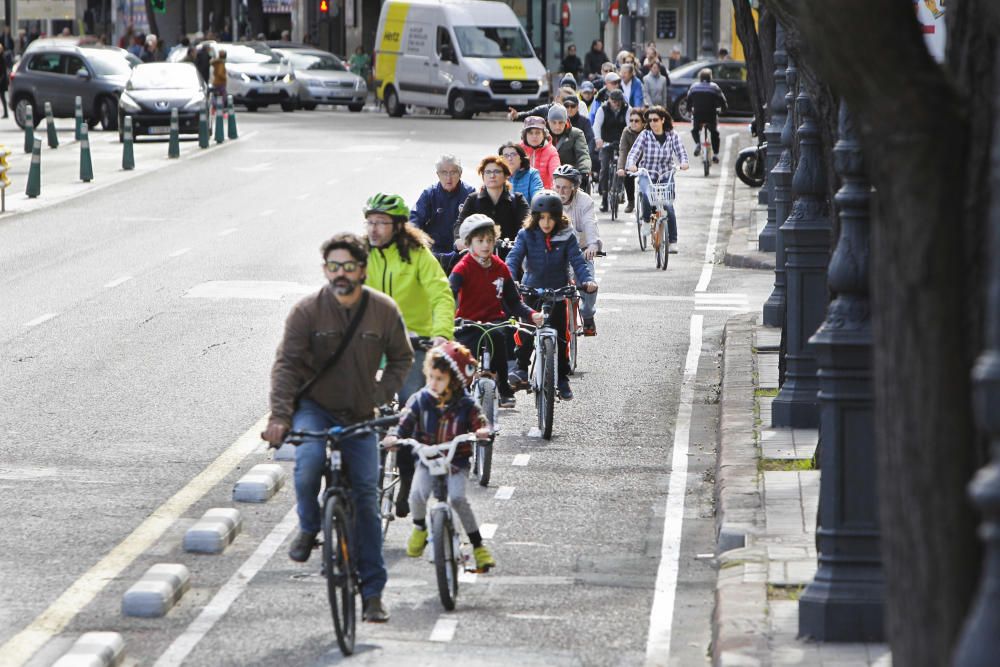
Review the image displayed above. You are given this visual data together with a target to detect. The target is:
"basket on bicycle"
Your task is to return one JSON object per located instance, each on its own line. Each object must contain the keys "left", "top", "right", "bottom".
{"left": 647, "top": 179, "right": 675, "bottom": 208}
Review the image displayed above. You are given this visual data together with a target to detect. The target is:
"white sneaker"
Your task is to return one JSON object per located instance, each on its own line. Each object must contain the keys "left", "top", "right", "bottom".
{"left": 668, "top": 243, "right": 679, "bottom": 254}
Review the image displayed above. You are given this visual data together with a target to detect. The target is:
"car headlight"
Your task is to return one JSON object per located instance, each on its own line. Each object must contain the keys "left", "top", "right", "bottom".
{"left": 482, "top": 79, "right": 491, "bottom": 87}
{"left": 283, "top": 73, "right": 295, "bottom": 84}
{"left": 537, "top": 78, "right": 547, "bottom": 90}
{"left": 240, "top": 72, "right": 251, "bottom": 82}
{"left": 119, "top": 93, "right": 140, "bottom": 112}
{"left": 356, "top": 79, "right": 367, "bottom": 90}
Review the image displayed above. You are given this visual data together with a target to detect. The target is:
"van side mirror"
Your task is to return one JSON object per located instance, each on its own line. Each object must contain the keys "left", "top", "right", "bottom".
{"left": 440, "top": 44, "right": 456, "bottom": 63}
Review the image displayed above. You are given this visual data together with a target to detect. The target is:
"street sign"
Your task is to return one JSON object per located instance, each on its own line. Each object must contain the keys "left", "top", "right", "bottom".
{"left": 561, "top": 1, "right": 571, "bottom": 28}
{"left": 609, "top": 0, "right": 620, "bottom": 24}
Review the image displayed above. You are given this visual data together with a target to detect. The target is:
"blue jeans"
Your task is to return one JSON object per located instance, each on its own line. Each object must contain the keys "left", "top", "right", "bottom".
{"left": 398, "top": 347, "right": 427, "bottom": 406}
{"left": 292, "top": 399, "right": 386, "bottom": 600}
{"left": 637, "top": 172, "right": 678, "bottom": 243}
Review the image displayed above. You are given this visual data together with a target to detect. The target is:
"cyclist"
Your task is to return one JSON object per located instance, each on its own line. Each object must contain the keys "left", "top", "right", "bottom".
{"left": 364, "top": 193, "right": 456, "bottom": 517}
{"left": 687, "top": 68, "right": 728, "bottom": 164}
{"left": 454, "top": 155, "right": 530, "bottom": 251}
{"left": 578, "top": 80, "right": 598, "bottom": 119}
{"left": 409, "top": 155, "right": 476, "bottom": 255}
{"left": 262, "top": 232, "right": 413, "bottom": 624}
{"left": 381, "top": 342, "right": 497, "bottom": 572}
{"left": 520, "top": 116, "right": 561, "bottom": 189}
{"left": 625, "top": 106, "right": 689, "bottom": 253}
{"left": 506, "top": 191, "right": 598, "bottom": 401}
{"left": 551, "top": 165, "right": 602, "bottom": 336}
{"left": 593, "top": 88, "right": 629, "bottom": 212}
{"left": 450, "top": 214, "right": 543, "bottom": 408}
{"left": 616, "top": 108, "right": 647, "bottom": 214}
{"left": 500, "top": 142, "right": 544, "bottom": 205}
{"left": 546, "top": 104, "right": 592, "bottom": 190}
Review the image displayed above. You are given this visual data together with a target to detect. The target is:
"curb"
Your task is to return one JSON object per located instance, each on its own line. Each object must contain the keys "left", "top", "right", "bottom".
{"left": 51, "top": 632, "right": 125, "bottom": 667}
{"left": 184, "top": 507, "right": 243, "bottom": 554}
{"left": 233, "top": 463, "right": 285, "bottom": 503}
{"left": 122, "top": 563, "right": 191, "bottom": 617}
{"left": 723, "top": 224, "right": 776, "bottom": 271}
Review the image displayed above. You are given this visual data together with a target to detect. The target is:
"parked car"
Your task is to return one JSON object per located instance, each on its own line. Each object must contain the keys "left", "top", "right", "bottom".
{"left": 667, "top": 60, "right": 753, "bottom": 122}
{"left": 117, "top": 62, "right": 207, "bottom": 141}
{"left": 9, "top": 44, "right": 136, "bottom": 130}
{"left": 23, "top": 36, "right": 140, "bottom": 67}
{"left": 272, "top": 48, "right": 366, "bottom": 112}
{"left": 212, "top": 41, "right": 297, "bottom": 111}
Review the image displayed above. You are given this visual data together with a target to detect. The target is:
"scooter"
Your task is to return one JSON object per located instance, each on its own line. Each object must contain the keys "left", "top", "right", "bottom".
{"left": 735, "top": 122, "right": 766, "bottom": 188}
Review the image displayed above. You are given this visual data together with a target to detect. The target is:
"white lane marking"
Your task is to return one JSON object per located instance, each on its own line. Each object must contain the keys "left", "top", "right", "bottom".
{"left": 0, "top": 417, "right": 269, "bottom": 666}
{"left": 512, "top": 454, "right": 531, "bottom": 466}
{"left": 494, "top": 486, "right": 515, "bottom": 500}
{"left": 458, "top": 570, "right": 478, "bottom": 584}
{"left": 24, "top": 313, "right": 57, "bottom": 327}
{"left": 695, "top": 292, "right": 748, "bottom": 300}
{"left": 259, "top": 209, "right": 275, "bottom": 217}
{"left": 169, "top": 248, "right": 191, "bottom": 258}
{"left": 645, "top": 314, "right": 703, "bottom": 666}
{"left": 611, "top": 246, "right": 623, "bottom": 251}
{"left": 217, "top": 228, "right": 238, "bottom": 237}
{"left": 429, "top": 618, "right": 459, "bottom": 642}
{"left": 695, "top": 134, "right": 736, "bottom": 293}
{"left": 603, "top": 254, "right": 619, "bottom": 260}
{"left": 104, "top": 276, "right": 132, "bottom": 289}
{"left": 184, "top": 280, "right": 315, "bottom": 301}
{"left": 694, "top": 306, "right": 751, "bottom": 312}
{"left": 153, "top": 506, "right": 298, "bottom": 667}
{"left": 506, "top": 613, "right": 564, "bottom": 621}
{"left": 295, "top": 193, "right": 310, "bottom": 200}
{"left": 600, "top": 293, "right": 694, "bottom": 303}
{"left": 326, "top": 179, "right": 339, "bottom": 186}
{"left": 479, "top": 523, "right": 498, "bottom": 539}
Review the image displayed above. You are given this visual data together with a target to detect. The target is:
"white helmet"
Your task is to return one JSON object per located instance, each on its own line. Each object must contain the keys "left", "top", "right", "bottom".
{"left": 459, "top": 214, "right": 497, "bottom": 243}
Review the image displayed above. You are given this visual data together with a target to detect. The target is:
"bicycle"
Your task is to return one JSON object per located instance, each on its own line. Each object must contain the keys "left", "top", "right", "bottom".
{"left": 454, "top": 318, "right": 508, "bottom": 486}
{"left": 637, "top": 167, "right": 676, "bottom": 271}
{"left": 386, "top": 432, "right": 485, "bottom": 610}
{"left": 282, "top": 412, "right": 400, "bottom": 656}
{"left": 567, "top": 250, "right": 605, "bottom": 374}
{"left": 701, "top": 124, "right": 713, "bottom": 177}
{"left": 606, "top": 147, "right": 624, "bottom": 221}
{"left": 514, "top": 285, "right": 578, "bottom": 439}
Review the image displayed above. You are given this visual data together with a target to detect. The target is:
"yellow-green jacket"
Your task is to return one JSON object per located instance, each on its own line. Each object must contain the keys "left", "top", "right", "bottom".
{"left": 366, "top": 243, "right": 455, "bottom": 340}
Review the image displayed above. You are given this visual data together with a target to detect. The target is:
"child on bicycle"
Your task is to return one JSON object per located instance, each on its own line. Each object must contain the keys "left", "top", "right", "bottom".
{"left": 451, "top": 214, "right": 544, "bottom": 409}
{"left": 382, "top": 341, "right": 497, "bottom": 572}
{"left": 504, "top": 191, "right": 598, "bottom": 401}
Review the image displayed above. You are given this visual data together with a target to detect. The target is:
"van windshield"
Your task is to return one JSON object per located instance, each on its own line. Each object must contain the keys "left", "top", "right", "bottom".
{"left": 453, "top": 26, "right": 535, "bottom": 59}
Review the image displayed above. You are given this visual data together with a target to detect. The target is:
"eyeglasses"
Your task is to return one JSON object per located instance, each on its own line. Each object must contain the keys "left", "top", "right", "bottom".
{"left": 325, "top": 260, "right": 363, "bottom": 273}
{"left": 629, "top": 118, "right": 643, "bottom": 123}
{"left": 437, "top": 170, "right": 460, "bottom": 177}
{"left": 501, "top": 152, "right": 519, "bottom": 159}
{"left": 483, "top": 169, "right": 505, "bottom": 176}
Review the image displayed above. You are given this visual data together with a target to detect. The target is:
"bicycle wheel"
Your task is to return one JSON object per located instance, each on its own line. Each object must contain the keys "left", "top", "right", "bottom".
{"left": 659, "top": 219, "right": 670, "bottom": 271}
{"left": 378, "top": 449, "right": 398, "bottom": 538}
{"left": 609, "top": 175, "right": 620, "bottom": 221}
{"left": 539, "top": 336, "right": 556, "bottom": 440}
{"left": 569, "top": 299, "right": 579, "bottom": 374}
{"left": 703, "top": 133, "right": 711, "bottom": 177}
{"left": 476, "top": 379, "right": 496, "bottom": 487}
{"left": 322, "top": 495, "right": 356, "bottom": 655}
{"left": 431, "top": 509, "right": 459, "bottom": 610}
{"left": 654, "top": 219, "right": 665, "bottom": 269}
{"left": 636, "top": 203, "right": 647, "bottom": 251}
{"left": 476, "top": 437, "right": 493, "bottom": 487}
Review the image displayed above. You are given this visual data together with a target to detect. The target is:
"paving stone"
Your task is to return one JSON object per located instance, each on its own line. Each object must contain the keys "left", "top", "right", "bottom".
{"left": 233, "top": 463, "right": 285, "bottom": 502}
{"left": 122, "top": 563, "right": 190, "bottom": 617}
{"left": 51, "top": 632, "right": 125, "bottom": 667}
{"left": 184, "top": 507, "right": 243, "bottom": 554}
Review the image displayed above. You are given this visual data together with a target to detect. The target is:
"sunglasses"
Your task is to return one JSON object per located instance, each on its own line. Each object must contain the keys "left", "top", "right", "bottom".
{"left": 325, "top": 260, "right": 363, "bottom": 272}
{"left": 648, "top": 116, "right": 664, "bottom": 123}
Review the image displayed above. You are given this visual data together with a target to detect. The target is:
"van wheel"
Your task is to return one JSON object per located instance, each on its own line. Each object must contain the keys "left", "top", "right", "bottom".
{"left": 384, "top": 87, "right": 404, "bottom": 117}
{"left": 348, "top": 103, "right": 364, "bottom": 112}
{"left": 448, "top": 91, "right": 473, "bottom": 119}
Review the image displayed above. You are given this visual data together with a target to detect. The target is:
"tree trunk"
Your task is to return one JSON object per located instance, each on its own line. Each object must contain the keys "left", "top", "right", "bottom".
{"left": 731, "top": 0, "right": 767, "bottom": 136}
{"left": 767, "top": 0, "right": 989, "bottom": 663}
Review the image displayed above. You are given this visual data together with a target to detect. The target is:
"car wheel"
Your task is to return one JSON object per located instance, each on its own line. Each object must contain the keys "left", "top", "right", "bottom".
{"left": 448, "top": 91, "right": 473, "bottom": 120}
{"left": 13, "top": 96, "right": 38, "bottom": 129}
{"left": 302, "top": 103, "right": 318, "bottom": 111}
{"left": 97, "top": 97, "right": 118, "bottom": 131}
{"left": 384, "top": 86, "right": 404, "bottom": 117}
{"left": 348, "top": 103, "right": 364, "bottom": 113}
{"left": 280, "top": 101, "right": 296, "bottom": 112}
{"left": 673, "top": 95, "right": 692, "bottom": 123}
{"left": 245, "top": 104, "right": 259, "bottom": 112}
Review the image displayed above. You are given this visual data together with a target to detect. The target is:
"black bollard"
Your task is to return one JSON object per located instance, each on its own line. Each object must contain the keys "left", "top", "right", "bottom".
{"left": 758, "top": 24, "right": 787, "bottom": 251}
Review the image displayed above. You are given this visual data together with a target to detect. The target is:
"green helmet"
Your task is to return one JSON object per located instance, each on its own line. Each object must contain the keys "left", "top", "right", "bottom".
{"left": 364, "top": 192, "right": 409, "bottom": 221}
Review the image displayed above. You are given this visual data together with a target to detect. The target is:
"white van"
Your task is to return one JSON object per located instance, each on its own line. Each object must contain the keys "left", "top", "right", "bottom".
{"left": 374, "top": 0, "right": 549, "bottom": 118}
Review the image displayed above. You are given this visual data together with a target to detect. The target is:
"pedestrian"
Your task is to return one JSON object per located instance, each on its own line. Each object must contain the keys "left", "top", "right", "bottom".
{"left": 547, "top": 104, "right": 591, "bottom": 189}
{"left": 128, "top": 33, "right": 144, "bottom": 57}
{"left": 584, "top": 39, "right": 609, "bottom": 80}
{"left": 141, "top": 34, "right": 161, "bottom": 63}
{"left": 182, "top": 46, "right": 197, "bottom": 64}
{"left": 500, "top": 142, "right": 543, "bottom": 206}
{"left": 619, "top": 63, "right": 645, "bottom": 108}
{"left": 195, "top": 42, "right": 211, "bottom": 83}
{"left": 1, "top": 26, "right": 14, "bottom": 54}
{"left": 640, "top": 44, "right": 663, "bottom": 78}
{"left": 210, "top": 49, "right": 228, "bottom": 113}
{"left": 350, "top": 46, "right": 371, "bottom": 81}
{"left": 455, "top": 155, "right": 531, "bottom": 244}
{"left": 667, "top": 45, "right": 690, "bottom": 70}
{"left": 519, "top": 116, "right": 561, "bottom": 189}
{"left": 0, "top": 43, "right": 10, "bottom": 118}
{"left": 560, "top": 44, "right": 582, "bottom": 82}
{"left": 262, "top": 232, "right": 413, "bottom": 624}
{"left": 409, "top": 155, "right": 477, "bottom": 255}
{"left": 718, "top": 47, "right": 730, "bottom": 61}
{"left": 642, "top": 60, "right": 670, "bottom": 108}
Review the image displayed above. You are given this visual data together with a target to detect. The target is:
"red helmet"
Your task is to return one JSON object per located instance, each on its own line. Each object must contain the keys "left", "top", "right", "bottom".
{"left": 429, "top": 341, "right": 478, "bottom": 389}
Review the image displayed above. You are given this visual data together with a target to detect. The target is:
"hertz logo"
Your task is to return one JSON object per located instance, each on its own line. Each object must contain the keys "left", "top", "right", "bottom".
{"left": 384, "top": 31, "right": 401, "bottom": 42}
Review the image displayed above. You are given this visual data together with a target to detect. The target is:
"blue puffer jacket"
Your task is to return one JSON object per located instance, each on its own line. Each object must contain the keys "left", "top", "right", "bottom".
{"left": 505, "top": 225, "right": 593, "bottom": 289}
{"left": 509, "top": 167, "right": 544, "bottom": 204}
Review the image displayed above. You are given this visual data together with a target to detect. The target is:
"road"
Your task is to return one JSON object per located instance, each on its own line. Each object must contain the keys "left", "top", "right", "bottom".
{"left": 0, "top": 107, "right": 768, "bottom": 667}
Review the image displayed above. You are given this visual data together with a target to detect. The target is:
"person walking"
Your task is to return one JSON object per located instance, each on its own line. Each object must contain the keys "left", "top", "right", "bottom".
{"left": 642, "top": 60, "right": 670, "bottom": 109}
{"left": 584, "top": 39, "right": 610, "bottom": 80}
{"left": 619, "top": 63, "right": 645, "bottom": 109}
{"left": 560, "top": 44, "right": 582, "bottom": 82}
{"left": 667, "top": 45, "right": 691, "bottom": 70}
{"left": 0, "top": 43, "right": 10, "bottom": 118}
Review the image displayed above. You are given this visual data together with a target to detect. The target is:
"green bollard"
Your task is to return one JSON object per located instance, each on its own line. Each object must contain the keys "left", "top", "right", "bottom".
{"left": 214, "top": 102, "right": 225, "bottom": 144}
{"left": 79, "top": 124, "right": 93, "bottom": 182}
{"left": 25, "top": 137, "right": 41, "bottom": 198}
{"left": 122, "top": 116, "right": 135, "bottom": 170}
{"left": 168, "top": 109, "right": 180, "bottom": 158}
{"left": 198, "top": 109, "right": 209, "bottom": 148}
{"left": 74, "top": 96, "right": 83, "bottom": 141}
{"left": 23, "top": 105, "right": 34, "bottom": 154}
{"left": 44, "top": 102, "right": 58, "bottom": 149}
{"left": 227, "top": 95, "right": 238, "bottom": 139}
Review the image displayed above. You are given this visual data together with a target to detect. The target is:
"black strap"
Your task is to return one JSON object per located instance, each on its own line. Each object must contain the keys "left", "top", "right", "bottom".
{"left": 295, "top": 290, "right": 370, "bottom": 404}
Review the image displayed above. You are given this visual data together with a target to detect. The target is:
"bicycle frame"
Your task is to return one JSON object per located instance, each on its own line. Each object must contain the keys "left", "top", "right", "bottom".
{"left": 514, "top": 286, "right": 577, "bottom": 392}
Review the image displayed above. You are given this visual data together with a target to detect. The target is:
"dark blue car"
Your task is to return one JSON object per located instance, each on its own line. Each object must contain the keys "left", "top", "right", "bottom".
{"left": 667, "top": 59, "right": 752, "bottom": 122}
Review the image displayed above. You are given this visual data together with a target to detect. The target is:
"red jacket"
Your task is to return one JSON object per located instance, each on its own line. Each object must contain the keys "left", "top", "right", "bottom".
{"left": 521, "top": 140, "right": 560, "bottom": 189}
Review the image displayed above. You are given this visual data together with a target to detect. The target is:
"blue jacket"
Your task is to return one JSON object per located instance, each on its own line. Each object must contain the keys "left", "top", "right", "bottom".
{"left": 410, "top": 180, "right": 476, "bottom": 254}
{"left": 505, "top": 225, "right": 594, "bottom": 289}
{"left": 509, "top": 167, "right": 544, "bottom": 204}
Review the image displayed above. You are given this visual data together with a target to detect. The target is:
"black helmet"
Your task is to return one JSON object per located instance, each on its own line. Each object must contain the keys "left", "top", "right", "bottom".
{"left": 553, "top": 164, "right": 581, "bottom": 185}
{"left": 530, "top": 190, "right": 563, "bottom": 217}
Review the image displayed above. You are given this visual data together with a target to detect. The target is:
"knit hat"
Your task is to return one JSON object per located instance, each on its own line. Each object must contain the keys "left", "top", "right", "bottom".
{"left": 547, "top": 104, "right": 568, "bottom": 123}
{"left": 429, "top": 341, "right": 478, "bottom": 389}
{"left": 559, "top": 72, "right": 578, "bottom": 90}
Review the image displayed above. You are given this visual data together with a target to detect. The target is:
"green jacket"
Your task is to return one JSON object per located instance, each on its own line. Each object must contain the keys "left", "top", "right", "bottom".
{"left": 366, "top": 242, "right": 455, "bottom": 340}
{"left": 552, "top": 126, "right": 592, "bottom": 174}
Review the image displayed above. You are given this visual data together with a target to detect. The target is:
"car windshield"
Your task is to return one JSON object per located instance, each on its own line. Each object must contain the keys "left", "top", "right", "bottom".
{"left": 219, "top": 43, "right": 280, "bottom": 64}
{"left": 281, "top": 51, "right": 346, "bottom": 71}
{"left": 86, "top": 50, "right": 135, "bottom": 76}
{"left": 128, "top": 64, "right": 201, "bottom": 90}
{"left": 453, "top": 26, "right": 535, "bottom": 59}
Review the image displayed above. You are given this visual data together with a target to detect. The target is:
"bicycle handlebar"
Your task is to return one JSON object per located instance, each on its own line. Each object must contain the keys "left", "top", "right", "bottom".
{"left": 383, "top": 433, "right": 483, "bottom": 469}
{"left": 284, "top": 413, "right": 401, "bottom": 446}
{"left": 516, "top": 284, "right": 579, "bottom": 301}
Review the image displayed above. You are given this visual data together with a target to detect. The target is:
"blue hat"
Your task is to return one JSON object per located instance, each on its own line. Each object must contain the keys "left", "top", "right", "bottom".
{"left": 580, "top": 81, "right": 595, "bottom": 92}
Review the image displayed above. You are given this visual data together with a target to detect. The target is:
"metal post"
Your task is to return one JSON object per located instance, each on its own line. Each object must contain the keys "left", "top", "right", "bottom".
{"left": 699, "top": 0, "right": 714, "bottom": 58}
{"left": 758, "top": 25, "right": 786, "bottom": 251}
{"left": 798, "top": 101, "right": 885, "bottom": 641}
{"left": 771, "top": 77, "right": 830, "bottom": 428}
{"left": 762, "top": 51, "right": 796, "bottom": 328}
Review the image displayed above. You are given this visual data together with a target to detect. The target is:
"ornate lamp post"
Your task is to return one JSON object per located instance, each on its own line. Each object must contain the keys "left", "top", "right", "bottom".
{"left": 757, "top": 25, "right": 787, "bottom": 252}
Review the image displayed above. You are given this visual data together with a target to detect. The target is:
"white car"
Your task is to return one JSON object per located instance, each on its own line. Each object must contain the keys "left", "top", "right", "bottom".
{"left": 213, "top": 41, "right": 297, "bottom": 112}
{"left": 273, "top": 48, "right": 366, "bottom": 112}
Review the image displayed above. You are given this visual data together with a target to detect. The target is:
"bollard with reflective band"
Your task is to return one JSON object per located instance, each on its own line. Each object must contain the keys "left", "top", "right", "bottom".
{"left": 214, "top": 100, "right": 225, "bottom": 144}
{"left": 198, "top": 109, "right": 209, "bottom": 148}
{"left": 0, "top": 145, "right": 10, "bottom": 212}
{"left": 122, "top": 116, "right": 135, "bottom": 170}
{"left": 74, "top": 96, "right": 83, "bottom": 141}
{"left": 25, "top": 137, "right": 41, "bottom": 198}
{"left": 23, "top": 105, "right": 34, "bottom": 154}
{"left": 79, "top": 125, "right": 93, "bottom": 182}
{"left": 227, "top": 95, "right": 238, "bottom": 139}
{"left": 44, "top": 102, "right": 58, "bottom": 149}
{"left": 168, "top": 109, "right": 180, "bottom": 158}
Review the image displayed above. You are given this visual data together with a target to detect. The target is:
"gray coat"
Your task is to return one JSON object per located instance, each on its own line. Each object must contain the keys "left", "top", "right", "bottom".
{"left": 642, "top": 73, "right": 669, "bottom": 108}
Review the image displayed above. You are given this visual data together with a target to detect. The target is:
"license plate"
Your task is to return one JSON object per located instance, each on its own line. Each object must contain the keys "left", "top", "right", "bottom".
{"left": 507, "top": 95, "right": 529, "bottom": 105}
{"left": 148, "top": 126, "right": 171, "bottom": 135}
{"left": 259, "top": 85, "right": 275, "bottom": 94}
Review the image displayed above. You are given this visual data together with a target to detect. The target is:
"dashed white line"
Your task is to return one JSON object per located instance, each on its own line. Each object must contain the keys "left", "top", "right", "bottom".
{"left": 294, "top": 193, "right": 311, "bottom": 200}
{"left": 104, "top": 276, "right": 133, "bottom": 289}
{"left": 611, "top": 246, "right": 624, "bottom": 251}
{"left": 494, "top": 486, "right": 515, "bottom": 500}
{"left": 458, "top": 570, "right": 478, "bottom": 584}
{"left": 25, "top": 313, "right": 57, "bottom": 327}
{"left": 169, "top": 248, "right": 191, "bottom": 258}
{"left": 217, "top": 228, "right": 238, "bottom": 237}
{"left": 479, "top": 523, "right": 498, "bottom": 539}
{"left": 429, "top": 618, "right": 459, "bottom": 642}
{"left": 512, "top": 454, "right": 531, "bottom": 466}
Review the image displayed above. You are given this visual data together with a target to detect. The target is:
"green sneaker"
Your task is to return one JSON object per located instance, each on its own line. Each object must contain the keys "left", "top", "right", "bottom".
{"left": 406, "top": 527, "right": 428, "bottom": 557}
{"left": 473, "top": 545, "right": 496, "bottom": 572}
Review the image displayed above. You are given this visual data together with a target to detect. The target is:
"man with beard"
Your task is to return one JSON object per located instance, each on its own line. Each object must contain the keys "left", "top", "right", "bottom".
{"left": 262, "top": 232, "right": 413, "bottom": 623}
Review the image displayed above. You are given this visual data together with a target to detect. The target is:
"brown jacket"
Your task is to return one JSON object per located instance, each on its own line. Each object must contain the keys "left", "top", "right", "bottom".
{"left": 269, "top": 285, "right": 414, "bottom": 426}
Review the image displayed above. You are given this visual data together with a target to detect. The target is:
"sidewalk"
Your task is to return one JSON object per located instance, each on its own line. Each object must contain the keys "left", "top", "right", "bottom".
{"left": 712, "top": 186, "right": 891, "bottom": 665}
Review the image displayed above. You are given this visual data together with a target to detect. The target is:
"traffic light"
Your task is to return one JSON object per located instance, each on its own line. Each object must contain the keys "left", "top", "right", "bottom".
{"left": 0, "top": 146, "right": 10, "bottom": 189}
{"left": 319, "top": 0, "right": 329, "bottom": 14}
{"left": 151, "top": 0, "right": 166, "bottom": 14}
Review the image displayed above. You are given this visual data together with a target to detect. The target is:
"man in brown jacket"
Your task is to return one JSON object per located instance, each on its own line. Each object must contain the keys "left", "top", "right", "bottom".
{"left": 262, "top": 232, "right": 413, "bottom": 623}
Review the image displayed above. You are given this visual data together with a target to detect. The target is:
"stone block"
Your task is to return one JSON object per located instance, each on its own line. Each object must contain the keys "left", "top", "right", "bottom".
{"left": 122, "top": 563, "right": 190, "bottom": 617}
{"left": 184, "top": 508, "right": 243, "bottom": 554}
{"left": 51, "top": 632, "right": 125, "bottom": 667}
{"left": 233, "top": 463, "right": 285, "bottom": 502}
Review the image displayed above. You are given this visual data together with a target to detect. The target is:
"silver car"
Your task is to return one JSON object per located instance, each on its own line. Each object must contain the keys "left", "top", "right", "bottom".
{"left": 214, "top": 42, "right": 297, "bottom": 112}
{"left": 273, "top": 48, "right": 366, "bottom": 112}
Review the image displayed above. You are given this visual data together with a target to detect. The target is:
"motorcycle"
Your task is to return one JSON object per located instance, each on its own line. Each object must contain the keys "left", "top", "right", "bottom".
{"left": 735, "top": 122, "right": 766, "bottom": 188}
